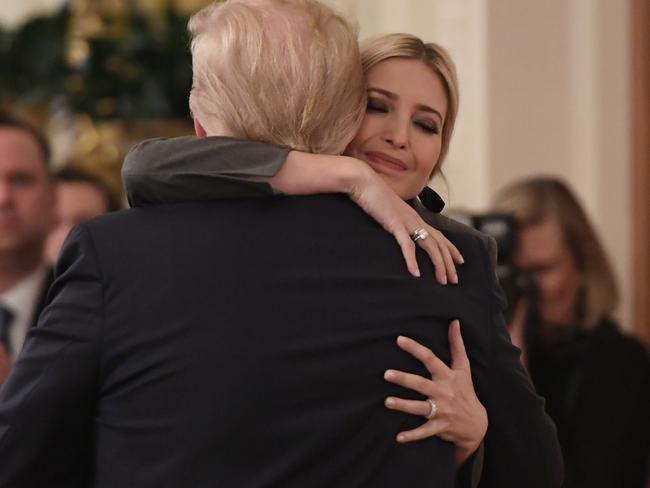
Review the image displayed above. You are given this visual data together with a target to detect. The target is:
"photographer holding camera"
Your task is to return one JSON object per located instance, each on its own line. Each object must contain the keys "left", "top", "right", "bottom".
{"left": 492, "top": 177, "right": 649, "bottom": 488}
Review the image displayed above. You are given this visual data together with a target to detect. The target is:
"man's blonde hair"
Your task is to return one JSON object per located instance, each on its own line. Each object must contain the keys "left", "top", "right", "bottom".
{"left": 360, "top": 33, "right": 459, "bottom": 176}
{"left": 493, "top": 177, "right": 619, "bottom": 329}
{"left": 188, "top": 0, "right": 365, "bottom": 154}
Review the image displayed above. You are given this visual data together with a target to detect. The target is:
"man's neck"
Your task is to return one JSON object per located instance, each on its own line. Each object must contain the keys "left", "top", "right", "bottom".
{"left": 0, "top": 248, "right": 44, "bottom": 294}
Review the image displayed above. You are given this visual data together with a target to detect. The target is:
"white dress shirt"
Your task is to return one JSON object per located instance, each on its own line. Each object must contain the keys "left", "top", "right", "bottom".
{"left": 0, "top": 266, "right": 49, "bottom": 356}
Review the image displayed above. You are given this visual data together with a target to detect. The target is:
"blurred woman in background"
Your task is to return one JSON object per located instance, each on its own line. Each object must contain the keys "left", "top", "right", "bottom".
{"left": 494, "top": 177, "right": 650, "bottom": 488}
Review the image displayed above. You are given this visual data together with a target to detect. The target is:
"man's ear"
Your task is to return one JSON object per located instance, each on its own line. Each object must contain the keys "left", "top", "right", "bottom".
{"left": 194, "top": 118, "right": 207, "bottom": 137}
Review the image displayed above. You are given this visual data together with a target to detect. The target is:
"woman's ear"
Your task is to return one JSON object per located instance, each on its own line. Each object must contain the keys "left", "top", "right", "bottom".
{"left": 194, "top": 118, "right": 207, "bottom": 137}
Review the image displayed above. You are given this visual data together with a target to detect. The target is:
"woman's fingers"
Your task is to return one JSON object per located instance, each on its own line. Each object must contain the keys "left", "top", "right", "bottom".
{"left": 431, "top": 229, "right": 458, "bottom": 284}
{"left": 449, "top": 242, "right": 464, "bottom": 265}
{"left": 395, "top": 419, "right": 446, "bottom": 443}
{"left": 384, "top": 368, "right": 435, "bottom": 397}
{"left": 384, "top": 396, "right": 432, "bottom": 417}
{"left": 449, "top": 320, "right": 470, "bottom": 369}
{"left": 395, "top": 335, "right": 450, "bottom": 377}
{"left": 415, "top": 234, "right": 448, "bottom": 284}
{"left": 395, "top": 229, "right": 421, "bottom": 277}
{"left": 410, "top": 225, "right": 461, "bottom": 285}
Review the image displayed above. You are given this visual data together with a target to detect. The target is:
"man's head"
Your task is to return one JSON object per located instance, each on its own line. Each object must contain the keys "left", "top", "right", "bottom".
{"left": 44, "top": 168, "right": 121, "bottom": 265}
{"left": 188, "top": 0, "right": 365, "bottom": 154}
{"left": 0, "top": 113, "right": 54, "bottom": 266}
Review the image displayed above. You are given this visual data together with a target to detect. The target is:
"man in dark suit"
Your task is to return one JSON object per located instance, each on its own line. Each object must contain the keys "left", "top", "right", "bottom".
{"left": 122, "top": 136, "right": 566, "bottom": 488}
{"left": 0, "top": 113, "right": 54, "bottom": 387}
{"left": 0, "top": 0, "right": 562, "bottom": 486}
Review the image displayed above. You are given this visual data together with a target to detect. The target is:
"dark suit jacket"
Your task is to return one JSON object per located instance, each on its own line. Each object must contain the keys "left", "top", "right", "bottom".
{"left": 29, "top": 269, "right": 53, "bottom": 330}
{"left": 0, "top": 143, "right": 562, "bottom": 488}
{"left": 122, "top": 136, "right": 565, "bottom": 488}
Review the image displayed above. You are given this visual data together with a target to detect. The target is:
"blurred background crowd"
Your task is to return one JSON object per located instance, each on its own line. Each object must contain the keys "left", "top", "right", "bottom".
{"left": 0, "top": 0, "right": 648, "bottom": 486}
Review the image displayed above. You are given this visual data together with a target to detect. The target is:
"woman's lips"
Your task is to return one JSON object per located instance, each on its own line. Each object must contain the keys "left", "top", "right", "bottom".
{"left": 365, "top": 152, "right": 408, "bottom": 173}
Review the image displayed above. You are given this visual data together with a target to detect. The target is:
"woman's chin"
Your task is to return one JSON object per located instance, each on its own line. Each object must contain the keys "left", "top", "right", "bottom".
{"left": 352, "top": 156, "right": 419, "bottom": 200}
{"left": 379, "top": 175, "right": 420, "bottom": 201}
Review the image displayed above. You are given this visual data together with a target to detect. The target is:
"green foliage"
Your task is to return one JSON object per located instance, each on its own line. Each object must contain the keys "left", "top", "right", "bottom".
{"left": 0, "top": 7, "right": 70, "bottom": 106}
{"left": 0, "top": 5, "right": 193, "bottom": 121}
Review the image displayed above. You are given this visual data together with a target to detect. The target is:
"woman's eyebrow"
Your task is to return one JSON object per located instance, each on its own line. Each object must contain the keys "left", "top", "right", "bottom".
{"left": 367, "top": 87, "right": 444, "bottom": 123}
{"left": 368, "top": 87, "right": 397, "bottom": 100}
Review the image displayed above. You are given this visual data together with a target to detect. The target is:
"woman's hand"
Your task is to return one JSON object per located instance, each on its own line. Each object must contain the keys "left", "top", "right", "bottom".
{"left": 383, "top": 320, "right": 487, "bottom": 468}
{"left": 345, "top": 161, "right": 463, "bottom": 284}
{"left": 269, "top": 152, "right": 463, "bottom": 284}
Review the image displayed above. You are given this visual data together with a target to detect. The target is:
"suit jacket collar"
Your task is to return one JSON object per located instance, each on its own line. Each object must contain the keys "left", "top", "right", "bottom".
{"left": 413, "top": 187, "right": 445, "bottom": 213}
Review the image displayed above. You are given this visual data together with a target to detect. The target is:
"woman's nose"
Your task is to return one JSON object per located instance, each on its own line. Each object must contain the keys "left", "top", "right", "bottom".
{"left": 382, "top": 119, "right": 409, "bottom": 149}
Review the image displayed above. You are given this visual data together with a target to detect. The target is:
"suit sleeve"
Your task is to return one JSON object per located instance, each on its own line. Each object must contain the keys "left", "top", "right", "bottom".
{"left": 478, "top": 236, "right": 564, "bottom": 487}
{"left": 456, "top": 442, "right": 484, "bottom": 488}
{"left": 0, "top": 225, "right": 103, "bottom": 487}
{"left": 121, "top": 136, "right": 290, "bottom": 207}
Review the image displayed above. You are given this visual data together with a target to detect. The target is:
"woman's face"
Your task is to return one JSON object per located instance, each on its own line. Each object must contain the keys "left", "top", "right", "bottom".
{"left": 513, "top": 218, "right": 584, "bottom": 327}
{"left": 344, "top": 58, "right": 448, "bottom": 200}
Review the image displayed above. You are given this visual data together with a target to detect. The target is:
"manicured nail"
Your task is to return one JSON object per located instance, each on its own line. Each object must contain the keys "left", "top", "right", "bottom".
{"left": 384, "top": 370, "right": 395, "bottom": 380}
{"left": 385, "top": 397, "right": 396, "bottom": 407}
{"left": 451, "top": 273, "right": 458, "bottom": 284}
{"left": 397, "top": 434, "right": 406, "bottom": 442}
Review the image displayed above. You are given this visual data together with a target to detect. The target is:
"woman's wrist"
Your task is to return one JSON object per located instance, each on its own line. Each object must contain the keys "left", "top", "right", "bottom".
{"left": 455, "top": 409, "right": 487, "bottom": 468}
{"left": 455, "top": 439, "right": 483, "bottom": 469}
{"left": 337, "top": 156, "right": 379, "bottom": 200}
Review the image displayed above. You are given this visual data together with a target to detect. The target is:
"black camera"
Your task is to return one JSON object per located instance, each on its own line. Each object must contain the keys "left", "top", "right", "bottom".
{"left": 449, "top": 212, "right": 536, "bottom": 323}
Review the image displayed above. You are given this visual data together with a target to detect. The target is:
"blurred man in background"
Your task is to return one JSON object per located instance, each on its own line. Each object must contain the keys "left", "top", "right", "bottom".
{"left": 44, "top": 167, "right": 121, "bottom": 265}
{"left": 0, "top": 113, "right": 54, "bottom": 386}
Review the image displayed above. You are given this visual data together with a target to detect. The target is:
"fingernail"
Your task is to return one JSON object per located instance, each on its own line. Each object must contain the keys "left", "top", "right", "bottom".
{"left": 384, "top": 370, "right": 394, "bottom": 380}
{"left": 385, "top": 397, "right": 395, "bottom": 407}
{"left": 441, "top": 276, "right": 447, "bottom": 285}
{"left": 396, "top": 434, "right": 406, "bottom": 442}
{"left": 451, "top": 273, "right": 458, "bottom": 284}
{"left": 414, "top": 269, "right": 421, "bottom": 278}
{"left": 459, "top": 257, "right": 465, "bottom": 264}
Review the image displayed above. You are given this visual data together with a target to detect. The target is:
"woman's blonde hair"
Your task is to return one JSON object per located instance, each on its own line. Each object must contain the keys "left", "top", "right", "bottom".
{"left": 493, "top": 177, "right": 619, "bottom": 329}
{"left": 360, "top": 33, "right": 459, "bottom": 175}
{"left": 188, "top": 0, "right": 365, "bottom": 154}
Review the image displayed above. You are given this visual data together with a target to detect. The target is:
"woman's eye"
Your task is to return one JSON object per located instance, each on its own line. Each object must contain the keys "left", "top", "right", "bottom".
{"left": 416, "top": 120, "right": 439, "bottom": 134}
{"left": 367, "top": 100, "right": 388, "bottom": 113}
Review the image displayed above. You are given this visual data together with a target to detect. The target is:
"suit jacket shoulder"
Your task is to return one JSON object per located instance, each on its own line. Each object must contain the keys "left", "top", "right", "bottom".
{"left": 29, "top": 269, "right": 53, "bottom": 329}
